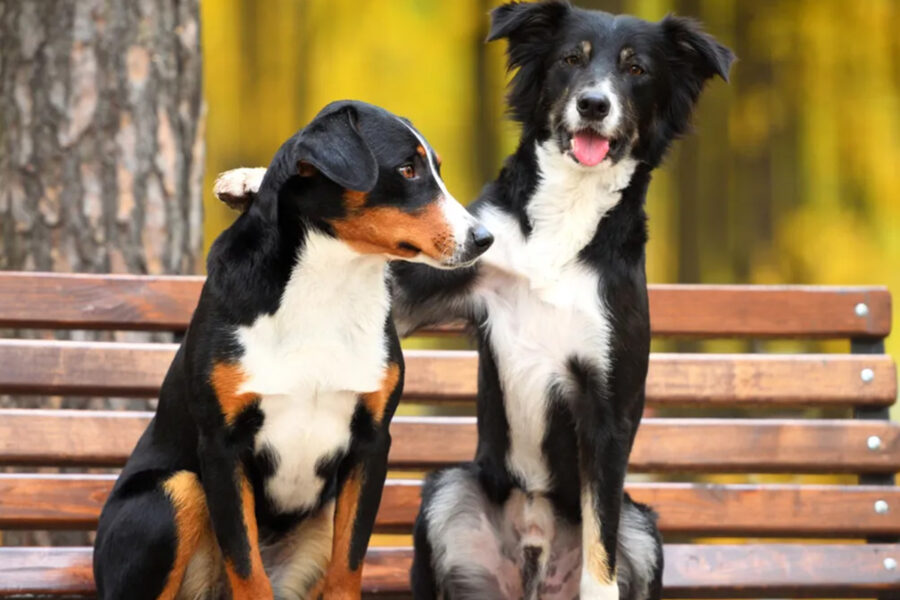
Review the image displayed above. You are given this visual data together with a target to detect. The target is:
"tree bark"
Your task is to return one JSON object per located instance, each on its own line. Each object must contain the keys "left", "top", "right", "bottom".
{"left": 0, "top": 0, "right": 204, "bottom": 274}
{"left": 0, "top": 0, "right": 204, "bottom": 546}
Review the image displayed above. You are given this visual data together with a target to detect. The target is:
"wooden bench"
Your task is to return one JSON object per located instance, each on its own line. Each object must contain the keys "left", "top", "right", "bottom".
{"left": 0, "top": 271, "right": 896, "bottom": 598}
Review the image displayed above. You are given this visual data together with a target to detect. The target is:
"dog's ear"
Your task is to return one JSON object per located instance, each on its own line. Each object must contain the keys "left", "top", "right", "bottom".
{"left": 487, "top": 1, "right": 570, "bottom": 123}
{"left": 294, "top": 104, "right": 378, "bottom": 192}
{"left": 662, "top": 15, "right": 735, "bottom": 83}
{"left": 487, "top": 1, "right": 569, "bottom": 44}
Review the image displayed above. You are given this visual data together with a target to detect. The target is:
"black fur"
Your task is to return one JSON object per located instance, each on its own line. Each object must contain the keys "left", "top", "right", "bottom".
{"left": 94, "top": 100, "right": 487, "bottom": 599}
{"left": 400, "top": 3, "right": 733, "bottom": 598}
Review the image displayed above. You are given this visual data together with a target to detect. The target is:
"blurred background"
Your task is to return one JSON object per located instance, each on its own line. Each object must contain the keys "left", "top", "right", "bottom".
{"left": 202, "top": 0, "right": 900, "bottom": 359}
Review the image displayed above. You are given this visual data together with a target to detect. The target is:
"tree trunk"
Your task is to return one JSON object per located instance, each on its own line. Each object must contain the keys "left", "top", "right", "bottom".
{"left": 0, "top": 0, "right": 204, "bottom": 546}
{"left": 0, "top": 0, "right": 204, "bottom": 274}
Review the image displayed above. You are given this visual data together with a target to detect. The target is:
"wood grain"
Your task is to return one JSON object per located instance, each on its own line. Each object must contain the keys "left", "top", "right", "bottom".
{"left": 5, "top": 410, "right": 900, "bottom": 474}
{"left": 0, "top": 273, "right": 890, "bottom": 338}
{"left": 3, "top": 544, "right": 899, "bottom": 597}
{"left": 4, "top": 475, "right": 899, "bottom": 536}
{"left": 0, "top": 272, "right": 204, "bottom": 331}
{"left": 0, "top": 340, "right": 894, "bottom": 406}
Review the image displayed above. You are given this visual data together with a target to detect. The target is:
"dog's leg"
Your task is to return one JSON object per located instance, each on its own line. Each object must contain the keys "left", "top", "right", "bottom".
{"left": 309, "top": 361, "right": 403, "bottom": 599}
{"left": 570, "top": 366, "right": 633, "bottom": 600}
{"left": 193, "top": 360, "right": 274, "bottom": 599}
{"left": 415, "top": 467, "right": 518, "bottom": 600}
{"left": 94, "top": 473, "right": 188, "bottom": 600}
{"left": 156, "top": 470, "right": 214, "bottom": 600}
{"left": 615, "top": 495, "right": 663, "bottom": 600}
{"left": 198, "top": 433, "right": 273, "bottom": 600}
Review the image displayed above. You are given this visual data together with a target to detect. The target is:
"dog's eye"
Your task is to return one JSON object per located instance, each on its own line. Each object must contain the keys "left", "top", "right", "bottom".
{"left": 628, "top": 64, "right": 645, "bottom": 76}
{"left": 398, "top": 164, "right": 417, "bottom": 180}
{"left": 563, "top": 54, "right": 581, "bottom": 66}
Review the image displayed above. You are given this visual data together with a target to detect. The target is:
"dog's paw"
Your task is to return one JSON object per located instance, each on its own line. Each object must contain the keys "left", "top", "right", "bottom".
{"left": 580, "top": 574, "right": 620, "bottom": 600}
{"left": 214, "top": 167, "right": 266, "bottom": 211}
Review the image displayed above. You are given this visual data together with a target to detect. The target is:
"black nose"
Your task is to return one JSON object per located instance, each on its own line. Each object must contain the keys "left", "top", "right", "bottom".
{"left": 577, "top": 93, "right": 610, "bottom": 120}
{"left": 469, "top": 225, "right": 494, "bottom": 250}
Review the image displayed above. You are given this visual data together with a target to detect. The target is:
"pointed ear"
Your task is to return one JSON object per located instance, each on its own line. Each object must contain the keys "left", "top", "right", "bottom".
{"left": 294, "top": 104, "right": 378, "bottom": 192}
{"left": 487, "top": 1, "right": 570, "bottom": 45}
{"left": 662, "top": 15, "right": 735, "bottom": 82}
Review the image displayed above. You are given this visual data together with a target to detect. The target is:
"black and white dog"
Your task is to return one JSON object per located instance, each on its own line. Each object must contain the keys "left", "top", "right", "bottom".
{"left": 395, "top": 4, "right": 733, "bottom": 598}
{"left": 217, "top": 3, "right": 733, "bottom": 597}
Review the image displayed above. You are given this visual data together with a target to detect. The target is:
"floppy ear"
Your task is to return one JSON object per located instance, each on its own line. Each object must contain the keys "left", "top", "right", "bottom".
{"left": 662, "top": 15, "right": 735, "bottom": 82}
{"left": 294, "top": 104, "right": 378, "bottom": 192}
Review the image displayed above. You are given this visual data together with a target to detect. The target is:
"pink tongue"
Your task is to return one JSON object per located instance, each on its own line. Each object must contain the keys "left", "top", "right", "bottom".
{"left": 572, "top": 131, "right": 609, "bottom": 166}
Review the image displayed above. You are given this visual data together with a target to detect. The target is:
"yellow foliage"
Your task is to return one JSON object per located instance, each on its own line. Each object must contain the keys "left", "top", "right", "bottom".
{"left": 201, "top": 0, "right": 899, "bottom": 367}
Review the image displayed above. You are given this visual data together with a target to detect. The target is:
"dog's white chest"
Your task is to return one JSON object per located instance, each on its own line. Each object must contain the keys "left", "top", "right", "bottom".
{"left": 473, "top": 149, "right": 634, "bottom": 491}
{"left": 475, "top": 210, "right": 613, "bottom": 492}
{"left": 235, "top": 233, "right": 390, "bottom": 513}
{"left": 253, "top": 390, "right": 359, "bottom": 512}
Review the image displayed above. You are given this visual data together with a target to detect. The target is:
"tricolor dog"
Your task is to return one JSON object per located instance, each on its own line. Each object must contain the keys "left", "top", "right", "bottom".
{"left": 93, "top": 100, "right": 492, "bottom": 600}
{"left": 215, "top": 2, "right": 734, "bottom": 597}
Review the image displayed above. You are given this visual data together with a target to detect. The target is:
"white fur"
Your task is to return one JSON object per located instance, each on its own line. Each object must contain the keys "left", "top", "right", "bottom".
{"left": 213, "top": 167, "right": 266, "bottom": 209}
{"left": 617, "top": 503, "right": 659, "bottom": 600}
{"left": 581, "top": 575, "right": 620, "bottom": 600}
{"left": 236, "top": 231, "right": 390, "bottom": 513}
{"left": 564, "top": 77, "right": 623, "bottom": 138}
{"left": 472, "top": 141, "right": 636, "bottom": 492}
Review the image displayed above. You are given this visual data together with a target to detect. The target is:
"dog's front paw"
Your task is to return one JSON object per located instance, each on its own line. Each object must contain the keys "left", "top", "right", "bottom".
{"left": 214, "top": 167, "right": 266, "bottom": 211}
{"left": 580, "top": 572, "right": 619, "bottom": 600}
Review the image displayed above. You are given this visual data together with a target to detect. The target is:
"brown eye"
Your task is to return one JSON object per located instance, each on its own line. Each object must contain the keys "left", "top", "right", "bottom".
{"left": 398, "top": 164, "right": 416, "bottom": 180}
{"left": 629, "top": 64, "right": 645, "bottom": 76}
{"left": 564, "top": 54, "right": 581, "bottom": 66}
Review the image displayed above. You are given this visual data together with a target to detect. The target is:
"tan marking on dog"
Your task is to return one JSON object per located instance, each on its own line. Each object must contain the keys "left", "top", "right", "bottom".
{"left": 361, "top": 362, "right": 401, "bottom": 424}
{"left": 156, "top": 471, "right": 212, "bottom": 600}
{"left": 330, "top": 192, "right": 455, "bottom": 261}
{"left": 416, "top": 145, "right": 427, "bottom": 158}
{"left": 309, "top": 467, "right": 365, "bottom": 599}
{"left": 581, "top": 488, "right": 615, "bottom": 585}
{"left": 225, "top": 473, "right": 273, "bottom": 599}
{"left": 210, "top": 362, "right": 259, "bottom": 425}
{"left": 581, "top": 40, "right": 592, "bottom": 57}
{"left": 271, "top": 502, "right": 335, "bottom": 598}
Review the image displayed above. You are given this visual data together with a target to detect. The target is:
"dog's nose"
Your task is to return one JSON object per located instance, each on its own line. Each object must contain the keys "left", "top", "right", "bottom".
{"left": 469, "top": 225, "right": 494, "bottom": 250}
{"left": 577, "top": 93, "right": 610, "bottom": 120}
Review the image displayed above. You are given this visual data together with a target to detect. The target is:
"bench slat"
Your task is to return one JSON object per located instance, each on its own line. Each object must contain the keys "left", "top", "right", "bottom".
{"left": 0, "top": 340, "right": 894, "bottom": 406}
{"left": 2, "top": 544, "right": 898, "bottom": 597}
{"left": 0, "top": 272, "right": 890, "bottom": 338}
{"left": 3, "top": 475, "right": 899, "bottom": 536}
{"left": 4, "top": 410, "right": 900, "bottom": 474}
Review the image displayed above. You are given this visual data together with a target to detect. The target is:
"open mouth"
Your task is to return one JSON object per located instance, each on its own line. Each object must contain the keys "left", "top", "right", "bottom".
{"left": 568, "top": 129, "right": 619, "bottom": 166}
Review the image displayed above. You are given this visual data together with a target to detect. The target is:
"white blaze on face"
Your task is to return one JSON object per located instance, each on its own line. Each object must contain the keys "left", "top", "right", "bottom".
{"left": 564, "top": 77, "right": 623, "bottom": 137}
{"left": 399, "top": 119, "right": 478, "bottom": 265}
